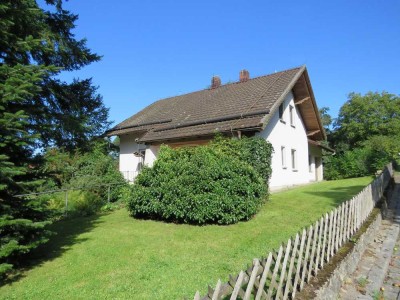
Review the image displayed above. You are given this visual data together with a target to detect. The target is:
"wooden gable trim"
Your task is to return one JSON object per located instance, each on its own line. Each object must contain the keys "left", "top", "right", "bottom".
{"left": 295, "top": 97, "right": 310, "bottom": 105}
{"left": 307, "top": 130, "right": 321, "bottom": 137}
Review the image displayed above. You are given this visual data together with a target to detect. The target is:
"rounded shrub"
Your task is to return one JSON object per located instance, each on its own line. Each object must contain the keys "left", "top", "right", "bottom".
{"left": 128, "top": 141, "right": 269, "bottom": 225}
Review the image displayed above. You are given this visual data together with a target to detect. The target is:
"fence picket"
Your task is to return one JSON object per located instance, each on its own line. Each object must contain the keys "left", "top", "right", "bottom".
{"left": 230, "top": 271, "right": 245, "bottom": 300}
{"left": 300, "top": 225, "right": 313, "bottom": 290}
{"left": 343, "top": 201, "right": 349, "bottom": 241}
{"left": 276, "top": 239, "right": 292, "bottom": 299}
{"left": 314, "top": 217, "right": 324, "bottom": 275}
{"left": 331, "top": 208, "right": 337, "bottom": 256}
{"left": 346, "top": 201, "right": 353, "bottom": 239}
{"left": 292, "top": 229, "right": 307, "bottom": 299}
{"left": 267, "top": 245, "right": 284, "bottom": 299}
{"left": 320, "top": 213, "right": 328, "bottom": 267}
{"left": 244, "top": 260, "right": 260, "bottom": 300}
{"left": 308, "top": 221, "right": 319, "bottom": 282}
{"left": 193, "top": 291, "right": 200, "bottom": 300}
{"left": 338, "top": 204, "right": 345, "bottom": 247}
{"left": 326, "top": 211, "right": 334, "bottom": 262}
{"left": 341, "top": 203, "right": 346, "bottom": 245}
{"left": 212, "top": 280, "right": 222, "bottom": 300}
{"left": 348, "top": 199, "right": 354, "bottom": 236}
{"left": 255, "top": 252, "right": 273, "bottom": 300}
{"left": 283, "top": 234, "right": 300, "bottom": 300}
{"left": 336, "top": 206, "right": 341, "bottom": 250}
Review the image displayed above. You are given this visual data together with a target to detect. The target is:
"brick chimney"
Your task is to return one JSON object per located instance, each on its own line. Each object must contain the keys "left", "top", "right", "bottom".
{"left": 211, "top": 75, "right": 221, "bottom": 89}
{"left": 239, "top": 69, "right": 250, "bottom": 82}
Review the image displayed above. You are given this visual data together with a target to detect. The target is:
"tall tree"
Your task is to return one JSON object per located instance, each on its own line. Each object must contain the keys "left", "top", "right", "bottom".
{"left": 333, "top": 92, "right": 400, "bottom": 149}
{"left": 0, "top": 0, "right": 109, "bottom": 276}
{"left": 1, "top": 0, "right": 110, "bottom": 151}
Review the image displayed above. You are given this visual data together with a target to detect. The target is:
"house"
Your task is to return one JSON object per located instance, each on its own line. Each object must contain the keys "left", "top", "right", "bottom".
{"left": 106, "top": 65, "right": 329, "bottom": 190}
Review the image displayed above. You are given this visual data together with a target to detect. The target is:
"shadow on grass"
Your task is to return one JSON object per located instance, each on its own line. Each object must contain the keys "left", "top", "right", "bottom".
{"left": 304, "top": 185, "right": 369, "bottom": 206}
{"left": 1, "top": 213, "right": 104, "bottom": 287}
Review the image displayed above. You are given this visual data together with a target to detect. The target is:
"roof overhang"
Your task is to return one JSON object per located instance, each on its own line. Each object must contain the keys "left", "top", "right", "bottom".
{"left": 308, "top": 139, "right": 335, "bottom": 153}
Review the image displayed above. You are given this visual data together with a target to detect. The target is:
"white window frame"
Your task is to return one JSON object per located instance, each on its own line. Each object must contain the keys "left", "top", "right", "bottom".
{"left": 289, "top": 105, "right": 295, "bottom": 127}
{"left": 136, "top": 149, "right": 146, "bottom": 171}
{"left": 281, "top": 146, "right": 287, "bottom": 169}
{"left": 291, "top": 149, "right": 297, "bottom": 171}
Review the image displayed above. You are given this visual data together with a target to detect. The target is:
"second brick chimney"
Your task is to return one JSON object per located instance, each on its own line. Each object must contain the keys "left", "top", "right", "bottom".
{"left": 211, "top": 75, "right": 221, "bottom": 89}
{"left": 239, "top": 69, "right": 250, "bottom": 82}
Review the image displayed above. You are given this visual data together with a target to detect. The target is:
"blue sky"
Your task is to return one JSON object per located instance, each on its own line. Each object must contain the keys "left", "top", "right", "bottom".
{"left": 56, "top": 0, "right": 399, "bottom": 126}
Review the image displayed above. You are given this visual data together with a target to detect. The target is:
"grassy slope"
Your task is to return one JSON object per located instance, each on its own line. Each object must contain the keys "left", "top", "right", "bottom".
{"left": 0, "top": 177, "right": 372, "bottom": 299}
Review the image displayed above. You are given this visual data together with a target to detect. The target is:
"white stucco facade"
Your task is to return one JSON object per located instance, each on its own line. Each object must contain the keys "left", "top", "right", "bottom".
{"left": 118, "top": 91, "right": 323, "bottom": 188}
{"left": 256, "top": 91, "right": 323, "bottom": 190}
{"left": 119, "top": 135, "right": 159, "bottom": 182}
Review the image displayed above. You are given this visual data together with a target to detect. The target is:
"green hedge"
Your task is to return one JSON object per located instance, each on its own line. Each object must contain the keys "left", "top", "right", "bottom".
{"left": 324, "top": 149, "right": 391, "bottom": 180}
{"left": 127, "top": 137, "right": 273, "bottom": 225}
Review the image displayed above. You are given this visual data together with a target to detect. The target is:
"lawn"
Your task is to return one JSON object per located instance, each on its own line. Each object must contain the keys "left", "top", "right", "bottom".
{"left": 0, "top": 177, "right": 372, "bottom": 299}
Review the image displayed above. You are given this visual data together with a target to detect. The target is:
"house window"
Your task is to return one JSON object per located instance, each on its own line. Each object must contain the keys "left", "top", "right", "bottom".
{"left": 279, "top": 103, "right": 285, "bottom": 123}
{"left": 289, "top": 105, "right": 295, "bottom": 127}
{"left": 291, "top": 149, "right": 297, "bottom": 171}
{"left": 281, "top": 146, "right": 287, "bottom": 169}
{"left": 309, "top": 155, "right": 312, "bottom": 172}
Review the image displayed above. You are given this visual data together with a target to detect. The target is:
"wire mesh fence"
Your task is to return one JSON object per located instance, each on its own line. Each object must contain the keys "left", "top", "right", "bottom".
{"left": 15, "top": 181, "right": 127, "bottom": 216}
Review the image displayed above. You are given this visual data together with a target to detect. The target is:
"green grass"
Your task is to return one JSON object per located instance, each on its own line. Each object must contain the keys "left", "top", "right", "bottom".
{"left": 0, "top": 177, "right": 372, "bottom": 299}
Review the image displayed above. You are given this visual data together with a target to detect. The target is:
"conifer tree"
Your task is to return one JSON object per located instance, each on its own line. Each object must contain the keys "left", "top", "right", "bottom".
{"left": 0, "top": 0, "right": 110, "bottom": 275}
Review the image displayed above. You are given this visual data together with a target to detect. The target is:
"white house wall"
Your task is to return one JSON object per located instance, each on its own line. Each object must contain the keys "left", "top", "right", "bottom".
{"left": 145, "top": 145, "right": 159, "bottom": 167}
{"left": 257, "top": 91, "right": 312, "bottom": 190}
{"left": 119, "top": 135, "right": 159, "bottom": 181}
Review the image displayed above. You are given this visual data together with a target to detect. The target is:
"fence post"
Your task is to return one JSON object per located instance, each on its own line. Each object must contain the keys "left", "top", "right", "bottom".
{"left": 107, "top": 186, "right": 111, "bottom": 204}
{"left": 64, "top": 191, "right": 68, "bottom": 216}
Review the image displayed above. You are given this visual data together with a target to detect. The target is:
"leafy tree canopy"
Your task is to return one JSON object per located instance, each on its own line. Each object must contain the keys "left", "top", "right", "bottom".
{"left": 333, "top": 92, "right": 400, "bottom": 149}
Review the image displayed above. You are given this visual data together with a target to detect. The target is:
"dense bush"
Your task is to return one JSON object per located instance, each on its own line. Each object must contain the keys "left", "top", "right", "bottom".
{"left": 211, "top": 136, "right": 273, "bottom": 183}
{"left": 128, "top": 137, "right": 272, "bottom": 225}
{"left": 324, "top": 148, "right": 370, "bottom": 180}
{"left": 324, "top": 136, "right": 397, "bottom": 180}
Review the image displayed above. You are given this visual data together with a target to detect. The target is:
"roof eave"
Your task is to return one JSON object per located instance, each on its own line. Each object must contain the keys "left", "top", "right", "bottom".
{"left": 303, "top": 68, "right": 327, "bottom": 140}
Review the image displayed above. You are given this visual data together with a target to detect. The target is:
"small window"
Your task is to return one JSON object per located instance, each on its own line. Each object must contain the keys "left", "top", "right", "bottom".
{"left": 291, "top": 149, "right": 297, "bottom": 170}
{"left": 281, "top": 146, "right": 286, "bottom": 169}
{"left": 136, "top": 149, "right": 146, "bottom": 171}
{"left": 289, "top": 105, "right": 295, "bottom": 127}
{"left": 309, "top": 155, "right": 312, "bottom": 173}
{"left": 279, "top": 103, "right": 285, "bottom": 123}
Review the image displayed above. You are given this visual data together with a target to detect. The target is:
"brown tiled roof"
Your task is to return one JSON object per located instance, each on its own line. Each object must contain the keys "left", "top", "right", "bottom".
{"left": 106, "top": 65, "right": 325, "bottom": 142}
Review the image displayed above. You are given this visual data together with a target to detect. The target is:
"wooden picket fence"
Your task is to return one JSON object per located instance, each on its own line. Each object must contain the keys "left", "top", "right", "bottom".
{"left": 191, "top": 163, "right": 393, "bottom": 300}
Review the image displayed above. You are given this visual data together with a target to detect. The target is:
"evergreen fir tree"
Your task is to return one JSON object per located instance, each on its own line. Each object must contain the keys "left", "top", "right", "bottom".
{"left": 0, "top": 0, "right": 110, "bottom": 276}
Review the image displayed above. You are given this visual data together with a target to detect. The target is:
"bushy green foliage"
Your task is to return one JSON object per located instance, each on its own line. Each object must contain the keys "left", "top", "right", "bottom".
{"left": 324, "top": 135, "right": 398, "bottom": 180}
{"left": 44, "top": 190, "right": 103, "bottom": 216}
{"left": 212, "top": 136, "right": 273, "bottom": 183}
{"left": 324, "top": 148, "right": 370, "bottom": 180}
{"left": 128, "top": 137, "right": 272, "bottom": 225}
{"left": 40, "top": 141, "right": 128, "bottom": 216}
